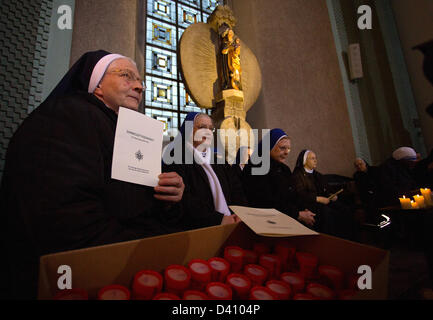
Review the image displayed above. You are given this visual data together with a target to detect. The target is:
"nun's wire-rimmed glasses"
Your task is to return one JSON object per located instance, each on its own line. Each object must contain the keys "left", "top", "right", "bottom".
{"left": 106, "top": 68, "right": 145, "bottom": 91}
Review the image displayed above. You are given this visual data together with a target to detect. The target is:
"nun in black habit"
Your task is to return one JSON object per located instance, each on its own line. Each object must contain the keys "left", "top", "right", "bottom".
{"left": 378, "top": 147, "right": 419, "bottom": 207}
{"left": 353, "top": 158, "right": 381, "bottom": 223}
{"left": 291, "top": 149, "right": 357, "bottom": 240}
{"left": 242, "top": 129, "right": 317, "bottom": 228}
{"left": 0, "top": 50, "right": 185, "bottom": 299}
{"left": 162, "top": 112, "right": 246, "bottom": 230}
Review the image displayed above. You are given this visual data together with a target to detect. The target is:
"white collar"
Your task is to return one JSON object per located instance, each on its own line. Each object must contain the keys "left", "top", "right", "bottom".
{"left": 304, "top": 167, "right": 314, "bottom": 174}
{"left": 187, "top": 142, "right": 212, "bottom": 165}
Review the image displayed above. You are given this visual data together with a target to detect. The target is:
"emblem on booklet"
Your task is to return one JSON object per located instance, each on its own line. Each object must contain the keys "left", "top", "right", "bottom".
{"left": 135, "top": 150, "right": 143, "bottom": 161}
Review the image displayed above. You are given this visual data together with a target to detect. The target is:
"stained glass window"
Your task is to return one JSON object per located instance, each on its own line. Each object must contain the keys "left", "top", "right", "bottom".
{"left": 145, "top": 0, "right": 221, "bottom": 139}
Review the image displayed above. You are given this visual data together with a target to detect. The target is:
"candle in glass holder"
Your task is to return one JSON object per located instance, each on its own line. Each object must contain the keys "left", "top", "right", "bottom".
{"left": 306, "top": 283, "right": 335, "bottom": 300}
{"left": 244, "top": 264, "right": 268, "bottom": 286}
{"left": 205, "top": 282, "right": 233, "bottom": 300}
{"left": 420, "top": 188, "right": 433, "bottom": 206}
{"left": 98, "top": 285, "right": 130, "bottom": 300}
{"left": 259, "top": 254, "right": 282, "bottom": 280}
{"left": 280, "top": 272, "right": 305, "bottom": 294}
{"left": 295, "top": 252, "right": 318, "bottom": 280}
{"left": 265, "top": 280, "right": 291, "bottom": 300}
{"left": 132, "top": 270, "right": 163, "bottom": 300}
{"left": 411, "top": 200, "right": 419, "bottom": 210}
{"left": 249, "top": 286, "right": 278, "bottom": 300}
{"left": 399, "top": 195, "right": 411, "bottom": 210}
{"left": 226, "top": 273, "right": 252, "bottom": 300}
{"left": 164, "top": 265, "right": 191, "bottom": 297}
{"left": 224, "top": 246, "right": 245, "bottom": 273}
{"left": 274, "top": 240, "right": 296, "bottom": 272}
{"left": 413, "top": 194, "right": 426, "bottom": 209}
{"left": 208, "top": 257, "right": 230, "bottom": 282}
{"left": 188, "top": 259, "right": 211, "bottom": 291}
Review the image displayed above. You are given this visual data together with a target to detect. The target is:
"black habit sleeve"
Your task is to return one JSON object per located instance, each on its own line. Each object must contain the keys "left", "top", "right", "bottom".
{"left": 162, "top": 161, "right": 247, "bottom": 230}
{"left": 2, "top": 93, "right": 182, "bottom": 275}
{"left": 242, "top": 162, "right": 299, "bottom": 219}
{"left": 290, "top": 168, "right": 318, "bottom": 207}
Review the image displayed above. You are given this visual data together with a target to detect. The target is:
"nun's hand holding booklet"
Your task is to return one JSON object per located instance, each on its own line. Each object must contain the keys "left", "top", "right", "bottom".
{"left": 229, "top": 206, "right": 319, "bottom": 237}
{"left": 111, "top": 107, "right": 163, "bottom": 187}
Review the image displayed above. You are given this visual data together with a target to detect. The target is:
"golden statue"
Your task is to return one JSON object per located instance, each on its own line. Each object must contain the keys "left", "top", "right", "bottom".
{"left": 220, "top": 27, "right": 242, "bottom": 91}
{"left": 179, "top": 4, "right": 262, "bottom": 162}
{"left": 230, "top": 37, "right": 242, "bottom": 90}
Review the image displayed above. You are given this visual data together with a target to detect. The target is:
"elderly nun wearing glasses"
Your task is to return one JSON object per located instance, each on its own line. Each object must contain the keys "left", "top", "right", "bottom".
{"left": 162, "top": 112, "right": 247, "bottom": 230}
{"left": 242, "top": 129, "right": 317, "bottom": 229}
{"left": 0, "top": 50, "right": 184, "bottom": 299}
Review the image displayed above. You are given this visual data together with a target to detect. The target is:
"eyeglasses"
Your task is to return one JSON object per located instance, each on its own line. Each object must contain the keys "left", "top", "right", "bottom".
{"left": 106, "top": 68, "right": 144, "bottom": 90}
{"left": 278, "top": 146, "right": 291, "bottom": 152}
{"left": 197, "top": 125, "right": 216, "bottom": 133}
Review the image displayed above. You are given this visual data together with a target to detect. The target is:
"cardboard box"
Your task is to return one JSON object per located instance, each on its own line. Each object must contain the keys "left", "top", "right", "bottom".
{"left": 38, "top": 223, "right": 389, "bottom": 300}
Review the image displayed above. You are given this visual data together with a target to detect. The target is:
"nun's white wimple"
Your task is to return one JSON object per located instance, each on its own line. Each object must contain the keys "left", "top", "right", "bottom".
{"left": 303, "top": 150, "right": 312, "bottom": 165}
{"left": 392, "top": 147, "right": 417, "bottom": 161}
{"left": 88, "top": 54, "right": 126, "bottom": 93}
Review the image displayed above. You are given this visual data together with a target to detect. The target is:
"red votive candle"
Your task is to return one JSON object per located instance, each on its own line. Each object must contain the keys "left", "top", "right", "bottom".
{"left": 183, "top": 290, "right": 208, "bottom": 300}
{"left": 98, "top": 285, "right": 130, "bottom": 300}
{"left": 164, "top": 265, "right": 191, "bottom": 297}
{"left": 265, "top": 280, "right": 291, "bottom": 300}
{"left": 54, "top": 288, "right": 88, "bottom": 300}
{"left": 274, "top": 240, "right": 296, "bottom": 271}
{"left": 259, "top": 254, "right": 282, "bottom": 279}
{"left": 224, "top": 246, "right": 245, "bottom": 273}
{"left": 318, "top": 265, "right": 344, "bottom": 290}
{"left": 338, "top": 289, "right": 357, "bottom": 300}
{"left": 208, "top": 257, "right": 230, "bottom": 282}
{"left": 306, "top": 283, "right": 336, "bottom": 300}
{"left": 293, "top": 293, "right": 317, "bottom": 300}
{"left": 253, "top": 243, "right": 270, "bottom": 256}
{"left": 280, "top": 272, "right": 305, "bottom": 294}
{"left": 132, "top": 270, "right": 163, "bottom": 300}
{"left": 153, "top": 293, "right": 180, "bottom": 300}
{"left": 226, "top": 273, "right": 252, "bottom": 300}
{"left": 244, "top": 264, "right": 268, "bottom": 286}
{"left": 295, "top": 252, "right": 318, "bottom": 279}
{"left": 205, "top": 282, "right": 233, "bottom": 300}
{"left": 249, "top": 286, "right": 278, "bottom": 300}
{"left": 244, "top": 249, "right": 259, "bottom": 265}
{"left": 188, "top": 259, "right": 211, "bottom": 291}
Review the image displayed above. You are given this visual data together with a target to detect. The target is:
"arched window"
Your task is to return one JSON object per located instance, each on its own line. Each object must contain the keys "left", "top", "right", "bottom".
{"left": 144, "top": 0, "right": 220, "bottom": 140}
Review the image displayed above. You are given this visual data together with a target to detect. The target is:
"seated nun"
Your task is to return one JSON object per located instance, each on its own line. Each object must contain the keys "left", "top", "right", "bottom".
{"left": 0, "top": 50, "right": 185, "bottom": 299}
{"left": 291, "top": 150, "right": 357, "bottom": 240}
{"left": 378, "top": 147, "right": 419, "bottom": 206}
{"left": 353, "top": 158, "right": 381, "bottom": 223}
{"left": 242, "top": 129, "right": 317, "bottom": 229}
{"left": 162, "top": 112, "right": 246, "bottom": 230}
